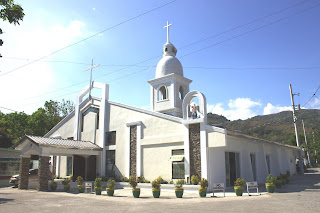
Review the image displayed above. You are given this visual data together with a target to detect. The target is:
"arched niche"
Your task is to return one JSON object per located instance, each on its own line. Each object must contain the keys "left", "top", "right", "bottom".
{"left": 182, "top": 91, "right": 207, "bottom": 122}
{"left": 157, "top": 85, "right": 167, "bottom": 101}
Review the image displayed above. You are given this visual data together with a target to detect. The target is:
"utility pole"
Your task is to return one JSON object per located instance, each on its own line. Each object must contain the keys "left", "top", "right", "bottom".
{"left": 289, "top": 84, "right": 304, "bottom": 174}
{"left": 302, "top": 119, "right": 311, "bottom": 167}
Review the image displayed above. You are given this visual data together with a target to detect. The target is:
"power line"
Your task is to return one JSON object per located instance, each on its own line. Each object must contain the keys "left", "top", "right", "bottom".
{"left": 302, "top": 85, "right": 320, "bottom": 107}
{"left": 0, "top": 0, "right": 177, "bottom": 77}
{"left": 0, "top": 106, "right": 18, "bottom": 112}
{"left": 4, "top": 1, "right": 320, "bottom": 109}
{"left": 4, "top": 57, "right": 320, "bottom": 70}
{"left": 180, "top": 2, "right": 320, "bottom": 59}
{"left": 179, "top": 0, "right": 312, "bottom": 51}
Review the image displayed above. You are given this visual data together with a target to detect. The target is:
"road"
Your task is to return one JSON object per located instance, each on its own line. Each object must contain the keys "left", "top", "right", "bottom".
{"left": 1, "top": 168, "right": 320, "bottom": 213}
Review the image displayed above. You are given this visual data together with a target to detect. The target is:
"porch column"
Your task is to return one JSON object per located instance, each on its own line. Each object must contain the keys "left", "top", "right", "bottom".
{"left": 38, "top": 155, "right": 50, "bottom": 191}
{"left": 19, "top": 157, "right": 30, "bottom": 189}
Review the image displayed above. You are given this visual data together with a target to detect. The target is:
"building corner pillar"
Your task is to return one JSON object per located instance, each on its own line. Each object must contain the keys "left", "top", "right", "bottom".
{"left": 19, "top": 157, "right": 30, "bottom": 190}
{"left": 38, "top": 155, "right": 50, "bottom": 191}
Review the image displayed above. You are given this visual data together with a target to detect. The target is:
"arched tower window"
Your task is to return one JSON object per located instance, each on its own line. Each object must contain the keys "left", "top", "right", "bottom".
{"left": 158, "top": 86, "right": 167, "bottom": 101}
{"left": 179, "top": 86, "right": 183, "bottom": 99}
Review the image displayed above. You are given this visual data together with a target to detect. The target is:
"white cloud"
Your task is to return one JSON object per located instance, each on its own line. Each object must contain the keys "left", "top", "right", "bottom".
{"left": 308, "top": 98, "right": 320, "bottom": 109}
{"left": 263, "top": 103, "right": 292, "bottom": 115}
{"left": 0, "top": 21, "right": 86, "bottom": 114}
{"left": 207, "top": 98, "right": 262, "bottom": 121}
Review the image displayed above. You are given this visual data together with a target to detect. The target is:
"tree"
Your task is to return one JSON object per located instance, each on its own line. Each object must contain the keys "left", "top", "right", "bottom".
{"left": 0, "top": 0, "right": 24, "bottom": 57}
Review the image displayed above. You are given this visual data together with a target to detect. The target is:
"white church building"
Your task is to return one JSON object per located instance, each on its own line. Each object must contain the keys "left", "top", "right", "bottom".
{"left": 16, "top": 23, "right": 302, "bottom": 191}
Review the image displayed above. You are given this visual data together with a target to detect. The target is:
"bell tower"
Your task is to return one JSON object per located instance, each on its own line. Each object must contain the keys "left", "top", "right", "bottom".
{"left": 147, "top": 22, "right": 192, "bottom": 117}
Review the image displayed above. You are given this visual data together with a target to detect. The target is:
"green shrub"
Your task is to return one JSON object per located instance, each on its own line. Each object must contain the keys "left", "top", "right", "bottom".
{"left": 191, "top": 175, "right": 200, "bottom": 185}
{"left": 62, "top": 178, "right": 70, "bottom": 185}
{"left": 138, "top": 176, "right": 146, "bottom": 183}
{"left": 175, "top": 179, "right": 185, "bottom": 189}
{"left": 168, "top": 179, "right": 173, "bottom": 184}
{"left": 76, "top": 176, "right": 84, "bottom": 185}
{"left": 199, "top": 178, "right": 208, "bottom": 189}
{"left": 151, "top": 179, "right": 161, "bottom": 189}
{"left": 122, "top": 176, "right": 129, "bottom": 182}
{"left": 128, "top": 175, "right": 137, "bottom": 189}
{"left": 234, "top": 178, "right": 246, "bottom": 187}
{"left": 95, "top": 178, "right": 102, "bottom": 188}
{"left": 107, "top": 179, "right": 115, "bottom": 190}
{"left": 266, "top": 174, "right": 276, "bottom": 184}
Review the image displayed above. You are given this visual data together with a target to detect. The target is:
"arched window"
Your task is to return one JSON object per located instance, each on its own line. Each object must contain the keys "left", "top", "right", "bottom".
{"left": 179, "top": 86, "right": 183, "bottom": 99}
{"left": 158, "top": 86, "right": 167, "bottom": 101}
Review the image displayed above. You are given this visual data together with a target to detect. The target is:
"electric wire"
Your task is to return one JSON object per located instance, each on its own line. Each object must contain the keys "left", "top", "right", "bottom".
{"left": 0, "top": 0, "right": 177, "bottom": 77}
{"left": 180, "top": 2, "right": 320, "bottom": 59}
{"left": 2, "top": 1, "right": 320, "bottom": 111}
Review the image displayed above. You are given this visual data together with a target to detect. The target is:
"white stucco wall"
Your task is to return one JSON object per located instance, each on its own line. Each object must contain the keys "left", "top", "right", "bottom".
{"left": 142, "top": 143, "right": 184, "bottom": 181}
{"left": 108, "top": 102, "right": 184, "bottom": 180}
{"left": 49, "top": 116, "right": 75, "bottom": 139}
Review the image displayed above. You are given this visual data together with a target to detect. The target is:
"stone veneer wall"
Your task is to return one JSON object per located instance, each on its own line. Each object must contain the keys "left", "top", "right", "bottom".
{"left": 19, "top": 157, "right": 30, "bottom": 189}
{"left": 38, "top": 156, "right": 50, "bottom": 191}
{"left": 130, "top": 125, "right": 137, "bottom": 177}
{"left": 189, "top": 123, "right": 201, "bottom": 178}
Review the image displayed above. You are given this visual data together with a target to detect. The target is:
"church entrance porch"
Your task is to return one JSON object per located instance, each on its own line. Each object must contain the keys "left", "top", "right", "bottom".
{"left": 15, "top": 135, "right": 102, "bottom": 191}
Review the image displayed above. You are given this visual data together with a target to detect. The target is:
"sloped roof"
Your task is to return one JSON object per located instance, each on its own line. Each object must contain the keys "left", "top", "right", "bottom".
{"left": 227, "top": 130, "right": 301, "bottom": 150}
{"left": 16, "top": 135, "right": 102, "bottom": 150}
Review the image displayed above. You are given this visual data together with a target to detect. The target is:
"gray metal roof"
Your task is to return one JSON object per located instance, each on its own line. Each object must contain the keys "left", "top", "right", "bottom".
{"left": 24, "top": 135, "right": 102, "bottom": 150}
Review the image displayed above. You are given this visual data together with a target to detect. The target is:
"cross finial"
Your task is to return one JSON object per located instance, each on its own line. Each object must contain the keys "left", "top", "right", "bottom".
{"left": 163, "top": 21, "right": 172, "bottom": 43}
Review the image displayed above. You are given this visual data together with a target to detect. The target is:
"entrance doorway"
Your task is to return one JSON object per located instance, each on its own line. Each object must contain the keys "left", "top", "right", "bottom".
{"left": 225, "top": 152, "right": 240, "bottom": 187}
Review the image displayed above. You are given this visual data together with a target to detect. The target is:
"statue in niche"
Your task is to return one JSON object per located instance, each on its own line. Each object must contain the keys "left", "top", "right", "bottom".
{"left": 191, "top": 104, "right": 198, "bottom": 119}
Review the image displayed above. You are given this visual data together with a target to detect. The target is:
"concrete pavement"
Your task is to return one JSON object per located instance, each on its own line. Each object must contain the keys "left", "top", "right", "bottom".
{"left": 1, "top": 168, "right": 320, "bottom": 212}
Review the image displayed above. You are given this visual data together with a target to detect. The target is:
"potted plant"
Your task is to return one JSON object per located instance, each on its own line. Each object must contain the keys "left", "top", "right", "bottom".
{"left": 62, "top": 178, "right": 70, "bottom": 192}
{"left": 50, "top": 181, "right": 57, "bottom": 191}
{"left": 285, "top": 171, "right": 290, "bottom": 184}
{"left": 191, "top": 175, "right": 200, "bottom": 185}
{"left": 234, "top": 178, "right": 246, "bottom": 196}
{"left": 151, "top": 178, "right": 161, "bottom": 198}
{"left": 106, "top": 179, "right": 115, "bottom": 196}
{"left": 94, "top": 177, "right": 102, "bottom": 195}
{"left": 198, "top": 178, "right": 208, "bottom": 197}
{"left": 129, "top": 175, "right": 140, "bottom": 198}
{"left": 174, "top": 179, "right": 185, "bottom": 198}
{"left": 76, "top": 176, "right": 84, "bottom": 193}
{"left": 275, "top": 176, "right": 282, "bottom": 188}
{"left": 265, "top": 174, "right": 276, "bottom": 193}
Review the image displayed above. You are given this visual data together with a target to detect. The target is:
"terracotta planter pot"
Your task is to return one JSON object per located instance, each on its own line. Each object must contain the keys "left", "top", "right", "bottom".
{"left": 95, "top": 187, "right": 102, "bottom": 195}
{"left": 265, "top": 183, "right": 275, "bottom": 193}
{"left": 152, "top": 188, "right": 161, "bottom": 198}
{"left": 78, "top": 185, "right": 85, "bottom": 193}
{"left": 132, "top": 188, "right": 140, "bottom": 198}
{"left": 107, "top": 188, "right": 114, "bottom": 196}
{"left": 198, "top": 188, "right": 207, "bottom": 197}
{"left": 234, "top": 186, "right": 243, "bottom": 196}
{"left": 175, "top": 188, "right": 184, "bottom": 198}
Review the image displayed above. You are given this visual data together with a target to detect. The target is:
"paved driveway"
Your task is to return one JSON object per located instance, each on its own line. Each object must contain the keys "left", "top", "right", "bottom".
{"left": 1, "top": 168, "right": 320, "bottom": 213}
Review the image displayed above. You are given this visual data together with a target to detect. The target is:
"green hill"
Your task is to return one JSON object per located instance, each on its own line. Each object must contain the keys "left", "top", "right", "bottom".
{"left": 207, "top": 109, "right": 320, "bottom": 164}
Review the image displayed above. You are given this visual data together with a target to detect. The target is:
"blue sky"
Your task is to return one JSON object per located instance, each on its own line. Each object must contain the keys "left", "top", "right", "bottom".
{"left": 0, "top": 0, "right": 319, "bottom": 120}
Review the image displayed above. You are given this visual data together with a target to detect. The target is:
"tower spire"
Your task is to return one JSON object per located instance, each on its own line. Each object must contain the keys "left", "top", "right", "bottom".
{"left": 163, "top": 21, "right": 172, "bottom": 43}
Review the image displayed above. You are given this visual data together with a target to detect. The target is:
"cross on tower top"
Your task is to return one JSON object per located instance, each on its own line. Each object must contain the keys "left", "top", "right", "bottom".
{"left": 163, "top": 21, "right": 172, "bottom": 43}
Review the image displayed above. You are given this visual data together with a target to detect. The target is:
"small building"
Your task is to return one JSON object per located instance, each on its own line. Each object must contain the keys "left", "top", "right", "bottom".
{"left": 15, "top": 23, "right": 302, "bottom": 191}
{"left": 0, "top": 148, "right": 21, "bottom": 186}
